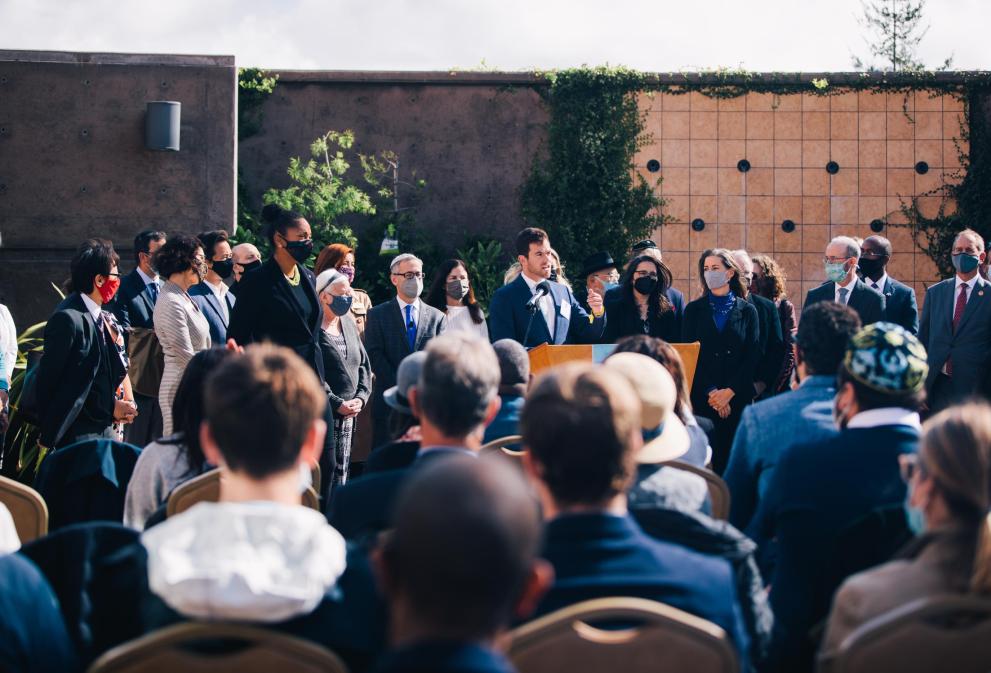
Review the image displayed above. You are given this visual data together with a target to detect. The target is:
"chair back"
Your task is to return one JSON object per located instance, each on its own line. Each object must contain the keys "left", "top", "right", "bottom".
{"left": 661, "top": 460, "right": 731, "bottom": 520}
{"left": 166, "top": 469, "right": 320, "bottom": 517}
{"left": 509, "top": 597, "right": 738, "bottom": 673}
{"left": 825, "top": 595, "right": 991, "bottom": 673}
{"left": 87, "top": 621, "right": 349, "bottom": 673}
{"left": 480, "top": 435, "right": 526, "bottom": 469}
{"left": 0, "top": 475, "right": 48, "bottom": 543}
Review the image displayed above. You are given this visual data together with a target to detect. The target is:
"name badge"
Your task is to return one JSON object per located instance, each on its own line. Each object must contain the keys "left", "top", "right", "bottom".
{"left": 560, "top": 301, "right": 571, "bottom": 322}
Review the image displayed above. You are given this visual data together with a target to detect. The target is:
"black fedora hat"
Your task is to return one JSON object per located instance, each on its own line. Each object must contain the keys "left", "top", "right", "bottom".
{"left": 631, "top": 239, "right": 658, "bottom": 252}
{"left": 581, "top": 251, "right": 617, "bottom": 278}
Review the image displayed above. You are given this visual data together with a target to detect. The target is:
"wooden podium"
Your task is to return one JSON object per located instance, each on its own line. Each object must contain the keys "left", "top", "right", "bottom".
{"left": 528, "top": 342, "right": 701, "bottom": 389}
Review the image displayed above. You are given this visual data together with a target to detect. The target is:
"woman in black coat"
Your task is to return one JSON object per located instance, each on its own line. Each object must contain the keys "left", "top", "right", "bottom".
{"left": 315, "top": 268, "right": 371, "bottom": 486}
{"left": 683, "top": 248, "right": 760, "bottom": 474}
{"left": 603, "top": 255, "right": 680, "bottom": 343}
{"left": 226, "top": 203, "right": 336, "bottom": 495}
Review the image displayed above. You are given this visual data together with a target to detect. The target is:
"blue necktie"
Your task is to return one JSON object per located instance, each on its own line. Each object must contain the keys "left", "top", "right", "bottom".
{"left": 148, "top": 282, "right": 160, "bottom": 304}
{"left": 405, "top": 304, "right": 416, "bottom": 351}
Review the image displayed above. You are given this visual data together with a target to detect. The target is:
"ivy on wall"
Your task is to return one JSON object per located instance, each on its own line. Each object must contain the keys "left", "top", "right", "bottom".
{"left": 522, "top": 67, "right": 991, "bottom": 277}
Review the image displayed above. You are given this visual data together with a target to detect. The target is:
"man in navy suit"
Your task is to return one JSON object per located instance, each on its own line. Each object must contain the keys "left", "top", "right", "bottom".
{"left": 108, "top": 229, "right": 165, "bottom": 446}
{"left": 189, "top": 229, "right": 236, "bottom": 345}
{"left": 859, "top": 235, "right": 919, "bottom": 334}
{"left": 521, "top": 363, "right": 750, "bottom": 663}
{"left": 804, "top": 236, "right": 886, "bottom": 326}
{"left": 489, "top": 228, "right": 605, "bottom": 347}
{"left": 371, "top": 457, "right": 551, "bottom": 673}
{"left": 328, "top": 333, "right": 502, "bottom": 541}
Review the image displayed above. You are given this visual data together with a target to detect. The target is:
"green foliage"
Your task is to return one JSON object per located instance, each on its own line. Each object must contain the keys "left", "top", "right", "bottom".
{"left": 238, "top": 67, "right": 279, "bottom": 141}
{"left": 456, "top": 237, "right": 509, "bottom": 311}
{"left": 521, "top": 66, "right": 666, "bottom": 277}
{"left": 852, "top": 0, "right": 952, "bottom": 72}
{"left": 263, "top": 130, "right": 379, "bottom": 261}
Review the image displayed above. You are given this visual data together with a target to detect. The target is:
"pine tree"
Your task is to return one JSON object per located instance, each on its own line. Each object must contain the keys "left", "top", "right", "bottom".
{"left": 851, "top": 0, "right": 953, "bottom": 71}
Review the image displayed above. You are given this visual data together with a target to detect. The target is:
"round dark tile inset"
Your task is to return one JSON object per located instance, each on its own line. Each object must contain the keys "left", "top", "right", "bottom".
{"left": 826, "top": 161, "right": 840, "bottom": 175}
{"left": 691, "top": 218, "right": 706, "bottom": 232}
{"left": 781, "top": 219, "right": 796, "bottom": 233}
{"left": 915, "top": 161, "right": 929, "bottom": 175}
{"left": 870, "top": 219, "right": 885, "bottom": 232}
{"left": 646, "top": 159, "right": 661, "bottom": 173}
{"left": 737, "top": 159, "right": 751, "bottom": 173}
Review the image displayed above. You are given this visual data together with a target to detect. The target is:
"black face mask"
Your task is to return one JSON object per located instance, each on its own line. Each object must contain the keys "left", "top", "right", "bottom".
{"left": 858, "top": 257, "right": 886, "bottom": 279}
{"left": 633, "top": 276, "right": 658, "bottom": 295}
{"left": 239, "top": 259, "right": 262, "bottom": 276}
{"left": 212, "top": 258, "right": 234, "bottom": 280}
{"left": 284, "top": 239, "right": 314, "bottom": 264}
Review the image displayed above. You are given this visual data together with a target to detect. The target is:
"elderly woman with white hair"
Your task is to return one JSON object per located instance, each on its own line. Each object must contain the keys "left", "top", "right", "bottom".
{"left": 315, "top": 268, "right": 372, "bottom": 486}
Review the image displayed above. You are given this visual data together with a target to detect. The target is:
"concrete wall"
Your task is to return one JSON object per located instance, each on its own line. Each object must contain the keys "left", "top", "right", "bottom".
{"left": 0, "top": 50, "right": 236, "bottom": 328}
{"left": 238, "top": 71, "right": 548, "bottom": 250}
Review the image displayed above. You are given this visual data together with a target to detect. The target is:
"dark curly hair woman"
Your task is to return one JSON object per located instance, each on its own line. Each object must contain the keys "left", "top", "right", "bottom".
{"left": 152, "top": 234, "right": 210, "bottom": 436}
{"left": 602, "top": 254, "right": 680, "bottom": 343}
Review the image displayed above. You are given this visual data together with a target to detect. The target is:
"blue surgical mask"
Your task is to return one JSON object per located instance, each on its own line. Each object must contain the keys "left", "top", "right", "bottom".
{"left": 330, "top": 294, "right": 353, "bottom": 317}
{"left": 825, "top": 262, "right": 848, "bottom": 284}
{"left": 904, "top": 496, "right": 926, "bottom": 536}
{"left": 642, "top": 421, "right": 666, "bottom": 443}
{"left": 952, "top": 253, "right": 981, "bottom": 274}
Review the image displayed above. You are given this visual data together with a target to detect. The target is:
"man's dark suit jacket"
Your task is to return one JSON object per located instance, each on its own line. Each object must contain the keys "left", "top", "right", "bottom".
{"left": 748, "top": 293, "right": 785, "bottom": 394}
{"left": 227, "top": 259, "right": 326, "bottom": 381}
{"left": 188, "top": 282, "right": 236, "bottom": 345}
{"left": 870, "top": 275, "right": 919, "bottom": 334}
{"left": 488, "top": 275, "right": 604, "bottom": 347}
{"left": 754, "top": 424, "right": 918, "bottom": 672}
{"left": 803, "top": 279, "right": 886, "bottom": 326}
{"left": 328, "top": 447, "right": 468, "bottom": 541}
{"left": 536, "top": 513, "right": 750, "bottom": 661}
{"left": 35, "top": 294, "right": 116, "bottom": 448}
{"left": 109, "top": 269, "right": 156, "bottom": 347}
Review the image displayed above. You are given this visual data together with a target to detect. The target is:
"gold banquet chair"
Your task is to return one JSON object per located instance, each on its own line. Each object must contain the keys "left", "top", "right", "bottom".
{"left": 661, "top": 460, "right": 731, "bottom": 521}
{"left": 509, "top": 597, "right": 739, "bottom": 673}
{"left": 0, "top": 474, "right": 48, "bottom": 543}
{"left": 87, "top": 622, "right": 349, "bottom": 673}
{"left": 479, "top": 435, "right": 526, "bottom": 469}
{"left": 166, "top": 469, "right": 320, "bottom": 518}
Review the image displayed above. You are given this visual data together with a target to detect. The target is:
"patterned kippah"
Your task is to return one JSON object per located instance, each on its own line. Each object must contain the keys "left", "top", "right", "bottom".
{"left": 843, "top": 321, "right": 928, "bottom": 394}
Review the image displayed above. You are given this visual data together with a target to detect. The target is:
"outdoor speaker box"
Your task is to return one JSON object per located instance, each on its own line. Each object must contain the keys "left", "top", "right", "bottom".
{"left": 145, "top": 101, "right": 181, "bottom": 151}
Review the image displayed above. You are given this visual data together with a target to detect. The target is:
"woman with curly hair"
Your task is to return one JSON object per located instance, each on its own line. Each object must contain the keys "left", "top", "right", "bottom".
{"left": 424, "top": 259, "right": 489, "bottom": 339}
{"left": 751, "top": 254, "right": 797, "bottom": 393}
{"left": 153, "top": 234, "right": 210, "bottom": 436}
{"left": 315, "top": 243, "right": 373, "bottom": 338}
{"left": 602, "top": 254, "right": 680, "bottom": 343}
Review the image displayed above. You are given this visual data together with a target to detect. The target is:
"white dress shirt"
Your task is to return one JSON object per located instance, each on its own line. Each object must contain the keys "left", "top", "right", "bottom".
{"left": 521, "top": 272, "right": 556, "bottom": 339}
{"left": 953, "top": 274, "right": 979, "bottom": 308}
{"left": 444, "top": 305, "right": 489, "bottom": 340}
{"left": 834, "top": 278, "right": 856, "bottom": 305}
{"left": 866, "top": 272, "right": 888, "bottom": 294}
{"left": 80, "top": 293, "right": 103, "bottom": 324}
{"left": 395, "top": 296, "right": 421, "bottom": 328}
{"left": 136, "top": 266, "right": 160, "bottom": 289}
{"left": 205, "top": 278, "right": 230, "bottom": 323}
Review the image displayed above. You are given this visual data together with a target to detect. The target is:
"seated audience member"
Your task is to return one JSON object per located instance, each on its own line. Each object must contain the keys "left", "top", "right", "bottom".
{"left": 371, "top": 457, "right": 551, "bottom": 673}
{"left": 329, "top": 333, "right": 502, "bottom": 541}
{"left": 612, "top": 335, "right": 711, "bottom": 466}
{"left": 0, "top": 552, "right": 77, "bottom": 673}
{"left": 603, "top": 352, "right": 774, "bottom": 663}
{"left": 756, "top": 321, "right": 927, "bottom": 673}
{"left": 521, "top": 363, "right": 750, "bottom": 661}
{"left": 482, "top": 339, "right": 530, "bottom": 446}
{"left": 725, "top": 302, "right": 862, "bottom": 536}
{"left": 364, "top": 351, "right": 427, "bottom": 475}
{"left": 603, "top": 353, "right": 709, "bottom": 514}
{"left": 139, "top": 344, "right": 383, "bottom": 668}
{"left": 822, "top": 402, "right": 991, "bottom": 657}
{"left": 124, "top": 347, "right": 234, "bottom": 529}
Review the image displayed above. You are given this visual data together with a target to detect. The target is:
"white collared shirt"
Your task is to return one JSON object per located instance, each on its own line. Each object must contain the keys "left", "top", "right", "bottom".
{"left": 953, "top": 274, "right": 979, "bottom": 307}
{"left": 867, "top": 272, "right": 888, "bottom": 294}
{"left": 520, "top": 272, "right": 556, "bottom": 339}
{"left": 136, "top": 266, "right": 160, "bottom": 289}
{"left": 80, "top": 293, "right": 102, "bottom": 324}
{"left": 205, "top": 278, "right": 230, "bottom": 322}
{"left": 834, "top": 277, "right": 856, "bottom": 305}
{"left": 846, "top": 407, "right": 922, "bottom": 431}
{"left": 395, "top": 296, "right": 421, "bottom": 328}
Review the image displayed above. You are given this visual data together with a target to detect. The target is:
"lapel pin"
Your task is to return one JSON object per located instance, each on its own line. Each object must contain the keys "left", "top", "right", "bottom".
{"left": 979, "top": 290, "right": 985, "bottom": 297}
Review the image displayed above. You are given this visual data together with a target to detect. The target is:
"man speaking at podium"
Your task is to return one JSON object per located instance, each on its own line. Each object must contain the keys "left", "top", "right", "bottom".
{"left": 489, "top": 228, "right": 606, "bottom": 348}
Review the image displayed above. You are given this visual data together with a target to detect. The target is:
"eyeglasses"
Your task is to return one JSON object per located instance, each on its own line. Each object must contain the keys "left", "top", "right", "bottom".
{"left": 107, "top": 272, "right": 121, "bottom": 278}
{"left": 392, "top": 271, "right": 425, "bottom": 280}
{"left": 898, "top": 453, "right": 923, "bottom": 484}
{"left": 860, "top": 250, "right": 885, "bottom": 259}
{"left": 633, "top": 271, "right": 658, "bottom": 279}
{"left": 823, "top": 256, "right": 851, "bottom": 264}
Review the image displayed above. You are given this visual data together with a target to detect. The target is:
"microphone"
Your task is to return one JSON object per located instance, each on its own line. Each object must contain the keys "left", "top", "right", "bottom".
{"left": 525, "top": 281, "right": 551, "bottom": 312}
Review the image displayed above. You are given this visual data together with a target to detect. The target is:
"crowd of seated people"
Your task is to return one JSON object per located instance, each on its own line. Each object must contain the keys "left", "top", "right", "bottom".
{"left": 4, "top": 223, "right": 991, "bottom": 673}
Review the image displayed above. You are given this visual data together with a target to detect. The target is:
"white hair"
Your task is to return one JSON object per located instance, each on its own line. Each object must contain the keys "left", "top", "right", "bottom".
{"left": 730, "top": 249, "right": 753, "bottom": 269}
{"left": 390, "top": 253, "right": 423, "bottom": 272}
{"left": 829, "top": 236, "right": 861, "bottom": 260}
{"left": 315, "top": 268, "right": 348, "bottom": 295}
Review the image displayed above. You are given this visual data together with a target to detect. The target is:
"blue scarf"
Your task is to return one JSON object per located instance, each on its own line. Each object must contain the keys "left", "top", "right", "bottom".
{"left": 708, "top": 292, "right": 736, "bottom": 332}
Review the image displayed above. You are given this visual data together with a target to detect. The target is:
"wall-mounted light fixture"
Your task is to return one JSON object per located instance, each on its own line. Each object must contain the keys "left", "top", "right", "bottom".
{"left": 146, "top": 101, "right": 181, "bottom": 151}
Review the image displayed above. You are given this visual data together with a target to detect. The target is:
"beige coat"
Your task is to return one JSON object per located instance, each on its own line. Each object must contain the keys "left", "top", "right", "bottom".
{"left": 350, "top": 288, "right": 372, "bottom": 339}
{"left": 821, "top": 528, "right": 977, "bottom": 654}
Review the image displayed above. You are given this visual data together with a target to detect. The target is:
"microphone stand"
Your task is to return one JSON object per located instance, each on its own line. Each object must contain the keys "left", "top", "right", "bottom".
{"left": 522, "top": 302, "right": 539, "bottom": 350}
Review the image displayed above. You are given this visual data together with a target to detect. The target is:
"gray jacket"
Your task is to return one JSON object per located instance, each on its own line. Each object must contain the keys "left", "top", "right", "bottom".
{"left": 919, "top": 275, "right": 991, "bottom": 398}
